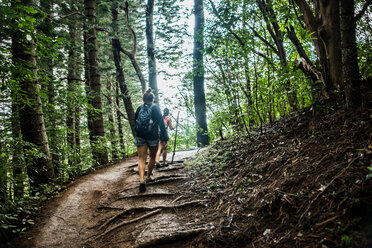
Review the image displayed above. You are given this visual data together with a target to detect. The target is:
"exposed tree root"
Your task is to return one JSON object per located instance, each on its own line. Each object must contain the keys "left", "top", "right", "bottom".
{"left": 115, "top": 192, "right": 175, "bottom": 201}
{"left": 155, "top": 174, "right": 186, "bottom": 180}
{"left": 146, "top": 177, "right": 188, "bottom": 185}
{"left": 95, "top": 209, "right": 162, "bottom": 240}
{"left": 135, "top": 226, "right": 210, "bottom": 247}
{"left": 171, "top": 195, "right": 184, "bottom": 204}
{"left": 157, "top": 166, "right": 185, "bottom": 172}
{"left": 98, "top": 200, "right": 204, "bottom": 229}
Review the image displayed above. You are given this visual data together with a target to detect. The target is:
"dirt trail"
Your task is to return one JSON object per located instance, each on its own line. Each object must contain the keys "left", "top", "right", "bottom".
{"left": 17, "top": 149, "right": 210, "bottom": 248}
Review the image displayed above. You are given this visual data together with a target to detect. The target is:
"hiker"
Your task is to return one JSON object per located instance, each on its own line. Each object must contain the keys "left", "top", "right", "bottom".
{"left": 134, "top": 88, "right": 169, "bottom": 192}
{"left": 155, "top": 108, "right": 177, "bottom": 167}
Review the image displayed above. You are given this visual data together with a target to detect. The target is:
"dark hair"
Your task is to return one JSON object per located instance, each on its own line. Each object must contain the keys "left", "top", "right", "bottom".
{"left": 163, "top": 108, "right": 169, "bottom": 118}
{"left": 143, "top": 88, "right": 154, "bottom": 103}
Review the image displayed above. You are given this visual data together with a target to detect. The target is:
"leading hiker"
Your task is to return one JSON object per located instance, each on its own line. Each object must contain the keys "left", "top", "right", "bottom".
{"left": 134, "top": 88, "right": 169, "bottom": 192}
{"left": 155, "top": 108, "right": 177, "bottom": 167}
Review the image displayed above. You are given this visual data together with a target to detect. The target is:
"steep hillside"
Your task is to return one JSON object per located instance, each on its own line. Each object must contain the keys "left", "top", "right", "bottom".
{"left": 184, "top": 99, "right": 372, "bottom": 247}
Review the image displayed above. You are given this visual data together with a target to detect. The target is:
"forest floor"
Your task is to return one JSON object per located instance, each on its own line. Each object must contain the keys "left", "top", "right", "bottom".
{"left": 10, "top": 98, "right": 372, "bottom": 248}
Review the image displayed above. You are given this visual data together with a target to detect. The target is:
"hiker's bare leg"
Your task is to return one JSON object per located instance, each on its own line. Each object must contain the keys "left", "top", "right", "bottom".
{"left": 147, "top": 145, "right": 158, "bottom": 178}
{"left": 137, "top": 145, "right": 147, "bottom": 180}
{"left": 162, "top": 142, "right": 167, "bottom": 163}
{"left": 155, "top": 141, "right": 161, "bottom": 163}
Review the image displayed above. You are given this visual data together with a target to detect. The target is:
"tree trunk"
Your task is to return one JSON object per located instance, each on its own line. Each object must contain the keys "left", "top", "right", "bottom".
{"left": 115, "top": 80, "right": 125, "bottom": 155}
{"left": 38, "top": 0, "right": 60, "bottom": 172}
{"left": 11, "top": 0, "right": 55, "bottom": 192}
{"left": 0, "top": 141, "right": 7, "bottom": 203}
{"left": 84, "top": 0, "right": 108, "bottom": 166}
{"left": 294, "top": 0, "right": 343, "bottom": 93}
{"left": 67, "top": 2, "right": 81, "bottom": 167}
{"left": 107, "top": 81, "right": 118, "bottom": 160}
{"left": 146, "top": 0, "right": 159, "bottom": 106}
{"left": 111, "top": 2, "right": 136, "bottom": 136}
{"left": 339, "top": 0, "right": 361, "bottom": 109}
{"left": 318, "top": 0, "right": 343, "bottom": 90}
{"left": 193, "top": 0, "right": 209, "bottom": 147}
{"left": 11, "top": 103, "right": 24, "bottom": 198}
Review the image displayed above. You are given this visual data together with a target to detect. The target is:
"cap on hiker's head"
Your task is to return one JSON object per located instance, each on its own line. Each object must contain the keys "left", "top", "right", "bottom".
{"left": 163, "top": 108, "right": 169, "bottom": 116}
{"left": 143, "top": 88, "right": 154, "bottom": 103}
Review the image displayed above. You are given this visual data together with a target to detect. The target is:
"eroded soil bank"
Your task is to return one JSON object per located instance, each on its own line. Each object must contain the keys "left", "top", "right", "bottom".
{"left": 183, "top": 102, "right": 372, "bottom": 247}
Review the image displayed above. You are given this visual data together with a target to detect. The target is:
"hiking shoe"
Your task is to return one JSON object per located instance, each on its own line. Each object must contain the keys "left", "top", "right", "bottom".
{"left": 139, "top": 180, "right": 146, "bottom": 193}
{"left": 161, "top": 162, "right": 169, "bottom": 167}
{"left": 146, "top": 175, "right": 155, "bottom": 183}
{"left": 155, "top": 162, "right": 161, "bottom": 169}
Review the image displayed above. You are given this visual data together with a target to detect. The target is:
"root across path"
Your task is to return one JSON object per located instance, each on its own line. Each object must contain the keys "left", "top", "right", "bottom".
{"left": 14, "top": 150, "right": 210, "bottom": 248}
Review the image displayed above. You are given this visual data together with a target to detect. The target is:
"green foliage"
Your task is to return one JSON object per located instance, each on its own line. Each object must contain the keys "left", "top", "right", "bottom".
{"left": 367, "top": 166, "right": 372, "bottom": 180}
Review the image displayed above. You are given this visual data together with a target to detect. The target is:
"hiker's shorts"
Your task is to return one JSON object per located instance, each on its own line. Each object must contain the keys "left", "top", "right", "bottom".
{"left": 134, "top": 136, "right": 159, "bottom": 147}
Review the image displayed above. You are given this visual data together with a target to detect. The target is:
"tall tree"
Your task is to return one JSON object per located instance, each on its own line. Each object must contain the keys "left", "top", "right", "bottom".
{"left": 146, "top": 0, "right": 159, "bottom": 105}
{"left": 84, "top": 0, "right": 108, "bottom": 165}
{"left": 293, "top": 0, "right": 343, "bottom": 93}
{"left": 66, "top": 1, "right": 81, "bottom": 166}
{"left": 339, "top": 0, "right": 361, "bottom": 109}
{"left": 193, "top": 0, "right": 209, "bottom": 147}
{"left": 11, "top": 0, "right": 55, "bottom": 192}
{"left": 11, "top": 102, "right": 24, "bottom": 198}
{"left": 111, "top": 1, "right": 136, "bottom": 136}
{"left": 38, "top": 0, "right": 60, "bottom": 171}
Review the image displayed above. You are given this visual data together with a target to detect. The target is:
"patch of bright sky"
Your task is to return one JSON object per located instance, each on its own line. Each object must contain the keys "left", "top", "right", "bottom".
{"left": 155, "top": 0, "right": 214, "bottom": 121}
{"left": 155, "top": 0, "right": 194, "bottom": 111}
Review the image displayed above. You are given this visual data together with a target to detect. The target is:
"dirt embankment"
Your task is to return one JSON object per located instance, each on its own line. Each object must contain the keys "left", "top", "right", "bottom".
{"left": 185, "top": 103, "right": 372, "bottom": 247}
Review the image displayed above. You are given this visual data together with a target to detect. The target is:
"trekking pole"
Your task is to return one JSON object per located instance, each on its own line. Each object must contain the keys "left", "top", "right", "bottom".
{"left": 171, "top": 112, "right": 180, "bottom": 165}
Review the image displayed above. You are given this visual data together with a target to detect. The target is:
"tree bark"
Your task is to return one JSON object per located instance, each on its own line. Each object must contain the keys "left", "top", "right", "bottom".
{"left": 319, "top": 0, "right": 343, "bottom": 90}
{"left": 111, "top": 2, "right": 136, "bottom": 136}
{"left": 84, "top": 0, "right": 108, "bottom": 166}
{"left": 38, "top": 0, "right": 60, "bottom": 172}
{"left": 11, "top": 0, "right": 55, "bottom": 192}
{"left": 67, "top": 2, "right": 81, "bottom": 167}
{"left": 11, "top": 103, "right": 24, "bottom": 198}
{"left": 115, "top": 80, "right": 125, "bottom": 155}
{"left": 146, "top": 0, "right": 159, "bottom": 105}
{"left": 193, "top": 0, "right": 209, "bottom": 147}
{"left": 293, "top": 0, "right": 343, "bottom": 92}
{"left": 339, "top": 0, "right": 361, "bottom": 109}
{"left": 107, "top": 81, "right": 118, "bottom": 160}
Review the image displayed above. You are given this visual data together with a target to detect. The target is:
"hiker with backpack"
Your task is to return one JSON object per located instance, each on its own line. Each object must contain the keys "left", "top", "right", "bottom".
{"left": 134, "top": 88, "right": 169, "bottom": 192}
{"left": 155, "top": 108, "right": 177, "bottom": 168}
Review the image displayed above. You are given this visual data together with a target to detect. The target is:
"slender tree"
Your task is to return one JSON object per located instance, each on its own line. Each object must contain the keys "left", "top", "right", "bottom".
{"left": 115, "top": 80, "right": 126, "bottom": 154}
{"left": 193, "top": 0, "right": 209, "bottom": 147}
{"left": 106, "top": 80, "right": 119, "bottom": 160}
{"left": 38, "top": 0, "right": 60, "bottom": 171}
{"left": 84, "top": 0, "right": 108, "bottom": 165}
{"left": 11, "top": 102, "right": 24, "bottom": 197}
{"left": 146, "top": 0, "right": 159, "bottom": 105}
{"left": 66, "top": 1, "right": 81, "bottom": 167}
{"left": 339, "top": 0, "right": 361, "bottom": 109}
{"left": 11, "top": 0, "right": 55, "bottom": 192}
{"left": 111, "top": 1, "right": 136, "bottom": 135}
